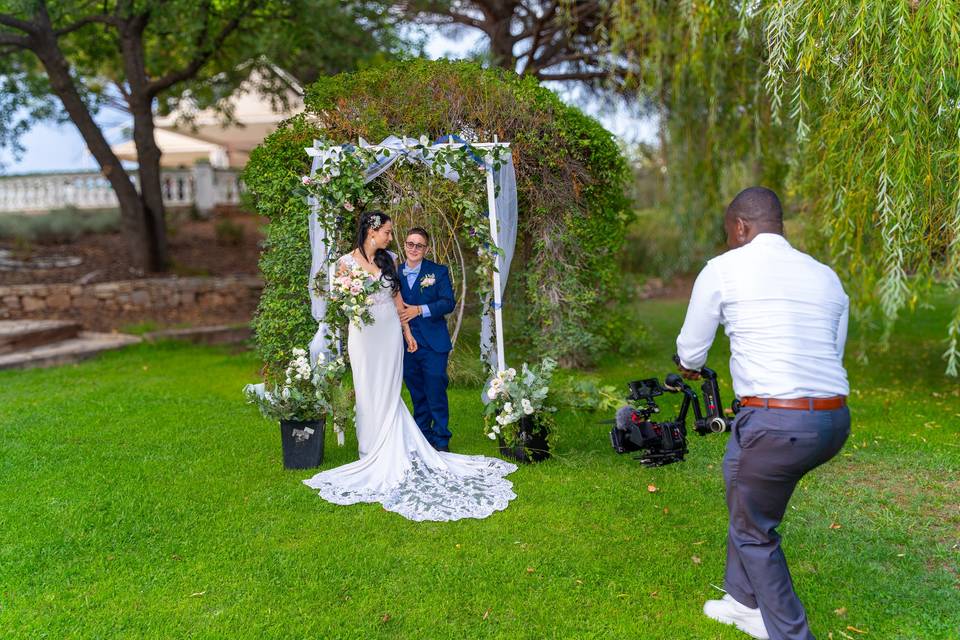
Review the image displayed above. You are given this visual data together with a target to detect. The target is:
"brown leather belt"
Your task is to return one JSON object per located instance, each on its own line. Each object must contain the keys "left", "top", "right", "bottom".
{"left": 740, "top": 396, "right": 847, "bottom": 411}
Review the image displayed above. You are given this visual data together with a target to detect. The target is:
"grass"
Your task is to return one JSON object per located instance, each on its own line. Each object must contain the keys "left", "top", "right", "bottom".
{"left": 1, "top": 297, "right": 958, "bottom": 639}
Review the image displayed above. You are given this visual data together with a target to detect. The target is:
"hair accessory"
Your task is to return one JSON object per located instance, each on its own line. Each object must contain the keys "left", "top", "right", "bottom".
{"left": 370, "top": 214, "right": 383, "bottom": 229}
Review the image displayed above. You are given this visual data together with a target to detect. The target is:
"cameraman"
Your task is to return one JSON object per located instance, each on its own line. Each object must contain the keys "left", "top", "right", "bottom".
{"left": 676, "top": 187, "right": 850, "bottom": 640}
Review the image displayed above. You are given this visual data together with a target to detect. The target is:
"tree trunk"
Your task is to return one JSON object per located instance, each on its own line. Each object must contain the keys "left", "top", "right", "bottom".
{"left": 129, "top": 98, "right": 169, "bottom": 271}
{"left": 30, "top": 27, "right": 160, "bottom": 271}
{"left": 121, "top": 17, "right": 168, "bottom": 272}
{"left": 485, "top": 1, "right": 518, "bottom": 70}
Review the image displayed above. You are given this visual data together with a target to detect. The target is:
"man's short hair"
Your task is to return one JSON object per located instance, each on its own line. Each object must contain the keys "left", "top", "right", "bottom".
{"left": 727, "top": 187, "right": 783, "bottom": 228}
{"left": 407, "top": 227, "right": 430, "bottom": 243}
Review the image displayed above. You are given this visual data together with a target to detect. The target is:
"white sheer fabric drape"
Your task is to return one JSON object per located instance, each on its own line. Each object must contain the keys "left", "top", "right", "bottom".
{"left": 480, "top": 157, "right": 517, "bottom": 373}
{"left": 305, "top": 136, "right": 518, "bottom": 374}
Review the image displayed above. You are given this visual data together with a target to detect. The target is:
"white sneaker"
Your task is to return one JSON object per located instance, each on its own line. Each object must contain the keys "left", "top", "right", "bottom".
{"left": 703, "top": 594, "right": 770, "bottom": 639}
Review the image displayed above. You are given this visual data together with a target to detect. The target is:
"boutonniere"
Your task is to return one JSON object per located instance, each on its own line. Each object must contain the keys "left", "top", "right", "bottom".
{"left": 420, "top": 273, "right": 436, "bottom": 289}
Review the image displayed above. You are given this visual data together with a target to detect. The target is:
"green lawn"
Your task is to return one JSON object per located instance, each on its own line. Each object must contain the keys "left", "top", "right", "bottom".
{"left": 1, "top": 297, "right": 958, "bottom": 639}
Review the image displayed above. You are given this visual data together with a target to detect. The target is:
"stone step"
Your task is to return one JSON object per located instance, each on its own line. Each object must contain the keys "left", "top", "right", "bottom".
{"left": 143, "top": 323, "right": 252, "bottom": 346}
{"left": 0, "top": 331, "right": 141, "bottom": 370}
{"left": 0, "top": 320, "right": 82, "bottom": 355}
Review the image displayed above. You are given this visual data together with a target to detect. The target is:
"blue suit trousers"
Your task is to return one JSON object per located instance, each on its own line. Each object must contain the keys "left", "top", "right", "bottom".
{"left": 403, "top": 345, "right": 451, "bottom": 447}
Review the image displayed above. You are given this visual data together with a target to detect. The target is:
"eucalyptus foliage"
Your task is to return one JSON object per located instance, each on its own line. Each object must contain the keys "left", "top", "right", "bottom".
{"left": 611, "top": 0, "right": 960, "bottom": 374}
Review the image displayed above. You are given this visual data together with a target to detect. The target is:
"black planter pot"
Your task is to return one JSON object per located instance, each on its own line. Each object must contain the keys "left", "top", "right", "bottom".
{"left": 278, "top": 418, "right": 325, "bottom": 469}
{"left": 498, "top": 415, "right": 550, "bottom": 463}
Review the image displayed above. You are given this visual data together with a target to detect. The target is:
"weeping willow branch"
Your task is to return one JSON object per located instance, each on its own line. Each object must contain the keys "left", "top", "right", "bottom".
{"left": 611, "top": 0, "right": 960, "bottom": 375}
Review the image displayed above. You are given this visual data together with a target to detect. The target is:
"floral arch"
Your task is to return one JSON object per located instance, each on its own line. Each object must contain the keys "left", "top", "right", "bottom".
{"left": 298, "top": 134, "right": 516, "bottom": 377}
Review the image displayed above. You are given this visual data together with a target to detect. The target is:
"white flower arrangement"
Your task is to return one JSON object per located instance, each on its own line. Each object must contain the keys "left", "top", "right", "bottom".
{"left": 483, "top": 358, "right": 557, "bottom": 446}
{"left": 420, "top": 273, "right": 436, "bottom": 289}
{"left": 244, "top": 348, "right": 350, "bottom": 444}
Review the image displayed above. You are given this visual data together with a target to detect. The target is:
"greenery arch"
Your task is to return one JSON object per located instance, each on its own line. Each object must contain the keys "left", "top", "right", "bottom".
{"left": 243, "top": 59, "right": 632, "bottom": 377}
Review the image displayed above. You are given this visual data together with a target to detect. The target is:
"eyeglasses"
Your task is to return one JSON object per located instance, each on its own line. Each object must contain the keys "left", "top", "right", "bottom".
{"left": 404, "top": 241, "right": 428, "bottom": 251}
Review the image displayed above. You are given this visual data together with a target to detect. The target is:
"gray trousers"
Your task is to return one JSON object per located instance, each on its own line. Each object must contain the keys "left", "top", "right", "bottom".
{"left": 723, "top": 405, "right": 851, "bottom": 640}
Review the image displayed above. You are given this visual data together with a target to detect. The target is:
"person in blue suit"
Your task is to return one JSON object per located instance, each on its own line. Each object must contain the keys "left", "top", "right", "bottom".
{"left": 397, "top": 227, "right": 456, "bottom": 452}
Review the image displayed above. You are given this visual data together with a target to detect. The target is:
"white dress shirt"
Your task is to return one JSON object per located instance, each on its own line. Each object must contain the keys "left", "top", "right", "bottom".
{"left": 402, "top": 261, "right": 431, "bottom": 318}
{"left": 676, "top": 233, "right": 849, "bottom": 399}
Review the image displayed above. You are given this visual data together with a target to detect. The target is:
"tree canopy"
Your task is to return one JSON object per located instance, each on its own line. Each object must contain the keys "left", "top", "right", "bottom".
{"left": 0, "top": 0, "right": 400, "bottom": 270}
{"left": 398, "top": 1, "right": 628, "bottom": 87}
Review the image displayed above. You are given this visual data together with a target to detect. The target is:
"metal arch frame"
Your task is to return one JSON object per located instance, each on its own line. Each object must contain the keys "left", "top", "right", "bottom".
{"left": 312, "top": 136, "right": 511, "bottom": 373}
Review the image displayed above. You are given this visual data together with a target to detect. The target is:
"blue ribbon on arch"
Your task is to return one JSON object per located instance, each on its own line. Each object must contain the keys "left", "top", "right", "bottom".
{"left": 433, "top": 133, "right": 485, "bottom": 167}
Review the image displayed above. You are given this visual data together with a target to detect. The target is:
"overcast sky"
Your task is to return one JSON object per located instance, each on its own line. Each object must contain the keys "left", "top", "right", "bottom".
{"left": 1, "top": 29, "right": 654, "bottom": 174}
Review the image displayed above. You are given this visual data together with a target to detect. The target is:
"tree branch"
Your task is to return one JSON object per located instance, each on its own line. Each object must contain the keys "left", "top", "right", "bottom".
{"left": 54, "top": 14, "right": 116, "bottom": 36}
{"left": 0, "top": 13, "right": 38, "bottom": 34}
{"left": 536, "top": 70, "right": 608, "bottom": 82}
{"left": 145, "top": 0, "right": 257, "bottom": 97}
{"left": 0, "top": 31, "right": 30, "bottom": 49}
{"left": 446, "top": 9, "right": 486, "bottom": 30}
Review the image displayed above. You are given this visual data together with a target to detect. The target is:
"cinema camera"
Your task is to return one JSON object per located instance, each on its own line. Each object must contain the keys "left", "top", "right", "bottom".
{"left": 608, "top": 356, "right": 735, "bottom": 467}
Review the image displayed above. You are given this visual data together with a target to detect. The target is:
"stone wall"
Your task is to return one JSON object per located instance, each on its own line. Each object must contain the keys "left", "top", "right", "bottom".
{"left": 0, "top": 275, "right": 263, "bottom": 330}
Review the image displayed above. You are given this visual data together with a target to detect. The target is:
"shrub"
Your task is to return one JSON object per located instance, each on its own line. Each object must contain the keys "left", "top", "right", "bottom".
{"left": 243, "top": 60, "right": 632, "bottom": 375}
{"left": 214, "top": 218, "right": 245, "bottom": 246}
{"left": 620, "top": 207, "right": 685, "bottom": 279}
{"left": 0, "top": 207, "right": 120, "bottom": 244}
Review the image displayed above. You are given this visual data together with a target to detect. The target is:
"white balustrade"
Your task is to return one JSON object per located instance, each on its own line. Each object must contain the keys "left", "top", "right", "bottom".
{"left": 0, "top": 167, "right": 243, "bottom": 214}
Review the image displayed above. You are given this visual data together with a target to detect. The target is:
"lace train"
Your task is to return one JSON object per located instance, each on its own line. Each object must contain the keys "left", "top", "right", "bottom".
{"left": 306, "top": 453, "right": 517, "bottom": 522}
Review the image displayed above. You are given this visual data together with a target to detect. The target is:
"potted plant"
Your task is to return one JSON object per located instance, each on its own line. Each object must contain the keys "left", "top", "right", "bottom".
{"left": 483, "top": 358, "right": 558, "bottom": 463}
{"left": 244, "top": 348, "right": 347, "bottom": 469}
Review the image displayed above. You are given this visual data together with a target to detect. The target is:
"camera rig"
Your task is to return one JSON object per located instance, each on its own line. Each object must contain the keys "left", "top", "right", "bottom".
{"left": 608, "top": 358, "right": 734, "bottom": 467}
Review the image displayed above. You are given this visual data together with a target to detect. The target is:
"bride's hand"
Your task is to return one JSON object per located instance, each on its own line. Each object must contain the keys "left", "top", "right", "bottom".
{"left": 405, "top": 332, "right": 418, "bottom": 353}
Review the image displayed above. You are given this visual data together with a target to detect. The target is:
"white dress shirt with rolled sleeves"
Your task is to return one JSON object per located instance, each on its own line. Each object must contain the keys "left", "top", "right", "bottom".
{"left": 676, "top": 233, "right": 849, "bottom": 399}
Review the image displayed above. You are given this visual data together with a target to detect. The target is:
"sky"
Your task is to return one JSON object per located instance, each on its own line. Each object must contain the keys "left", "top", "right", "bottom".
{"left": 1, "top": 28, "right": 654, "bottom": 174}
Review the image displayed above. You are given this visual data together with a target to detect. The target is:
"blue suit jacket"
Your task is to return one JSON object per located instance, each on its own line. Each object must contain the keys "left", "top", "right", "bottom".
{"left": 400, "top": 259, "right": 455, "bottom": 353}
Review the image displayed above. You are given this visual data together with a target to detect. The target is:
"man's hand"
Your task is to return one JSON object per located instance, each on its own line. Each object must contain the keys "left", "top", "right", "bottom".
{"left": 672, "top": 354, "right": 702, "bottom": 380}
{"left": 398, "top": 303, "right": 421, "bottom": 323}
{"left": 677, "top": 363, "right": 702, "bottom": 380}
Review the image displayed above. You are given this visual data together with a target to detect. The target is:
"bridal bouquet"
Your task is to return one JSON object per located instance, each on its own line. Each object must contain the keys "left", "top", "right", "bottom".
{"left": 483, "top": 358, "right": 558, "bottom": 446}
{"left": 325, "top": 264, "right": 380, "bottom": 328}
{"left": 244, "top": 348, "right": 351, "bottom": 443}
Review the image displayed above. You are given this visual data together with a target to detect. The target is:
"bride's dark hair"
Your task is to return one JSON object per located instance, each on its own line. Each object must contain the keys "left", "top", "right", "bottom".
{"left": 356, "top": 210, "right": 400, "bottom": 293}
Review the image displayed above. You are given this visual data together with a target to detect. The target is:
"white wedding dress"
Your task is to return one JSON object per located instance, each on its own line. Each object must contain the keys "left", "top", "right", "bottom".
{"left": 303, "top": 253, "right": 517, "bottom": 521}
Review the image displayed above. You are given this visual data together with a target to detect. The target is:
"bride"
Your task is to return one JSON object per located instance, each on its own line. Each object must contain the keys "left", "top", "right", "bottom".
{"left": 303, "top": 211, "right": 518, "bottom": 521}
